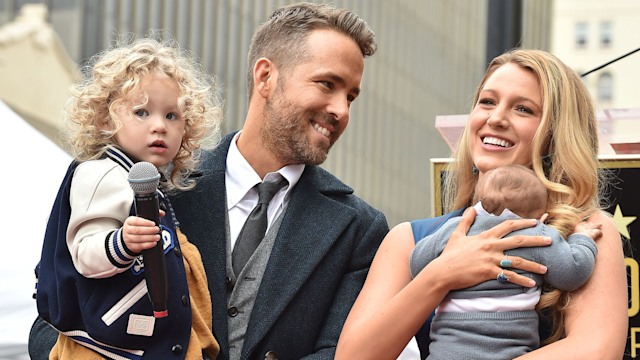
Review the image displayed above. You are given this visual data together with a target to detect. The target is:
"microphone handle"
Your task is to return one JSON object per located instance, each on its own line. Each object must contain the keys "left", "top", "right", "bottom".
{"left": 134, "top": 192, "right": 169, "bottom": 318}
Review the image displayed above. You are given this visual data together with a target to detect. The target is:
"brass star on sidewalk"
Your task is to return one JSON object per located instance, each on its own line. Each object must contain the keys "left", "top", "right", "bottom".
{"left": 612, "top": 204, "right": 636, "bottom": 240}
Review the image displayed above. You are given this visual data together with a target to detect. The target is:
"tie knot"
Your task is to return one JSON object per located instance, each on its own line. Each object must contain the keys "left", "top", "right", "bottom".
{"left": 257, "top": 176, "right": 288, "bottom": 205}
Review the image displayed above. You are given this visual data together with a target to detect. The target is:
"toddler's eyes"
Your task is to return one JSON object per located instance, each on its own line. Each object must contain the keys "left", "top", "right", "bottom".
{"left": 134, "top": 109, "right": 148, "bottom": 117}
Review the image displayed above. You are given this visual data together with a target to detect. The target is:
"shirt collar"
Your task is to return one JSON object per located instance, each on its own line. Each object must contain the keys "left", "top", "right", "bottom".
{"left": 226, "top": 132, "right": 304, "bottom": 209}
{"left": 474, "top": 201, "right": 519, "bottom": 218}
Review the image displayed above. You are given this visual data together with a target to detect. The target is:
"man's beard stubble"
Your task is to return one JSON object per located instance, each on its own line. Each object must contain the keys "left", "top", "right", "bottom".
{"left": 260, "top": 90, "right": 333, "bottom": 166}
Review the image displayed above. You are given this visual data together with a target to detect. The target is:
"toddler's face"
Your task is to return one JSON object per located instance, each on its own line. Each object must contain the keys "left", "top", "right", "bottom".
{"left": 113, "top": 74, "right": 185, "bottom": 167}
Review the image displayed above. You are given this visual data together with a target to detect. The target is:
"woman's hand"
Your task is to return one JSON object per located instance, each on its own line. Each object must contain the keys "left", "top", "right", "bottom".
{"left": 433, "top": 206, "right": 551, "bottom": 291}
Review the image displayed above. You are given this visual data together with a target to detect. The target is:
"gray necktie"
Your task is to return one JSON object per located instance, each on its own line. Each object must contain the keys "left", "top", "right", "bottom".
{"left": 232, "top": 176, "right": 288, "bottom": 275}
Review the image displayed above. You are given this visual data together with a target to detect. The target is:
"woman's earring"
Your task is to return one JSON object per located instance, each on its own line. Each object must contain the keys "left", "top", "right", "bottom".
{"left": 541, "top": 155, "right": 552, "bottom": 178}
{"left": 472, "top": 165, "right": 478, "bottom": 174}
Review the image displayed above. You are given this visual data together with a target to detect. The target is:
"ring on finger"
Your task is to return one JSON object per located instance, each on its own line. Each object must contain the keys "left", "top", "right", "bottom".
{"left": 497, "top": 269, "right": 509, "bottom": 283}
{"left": 499, "top": 255, "right": 512, "bottom": 269}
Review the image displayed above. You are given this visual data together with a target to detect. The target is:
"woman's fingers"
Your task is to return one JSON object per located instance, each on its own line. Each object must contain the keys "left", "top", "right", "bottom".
{"left": 499, "top": 232, "right": 553, "bottom": 251}
{"left": 500, "top": 255, "right": 548, "bottom": 276}
{"left": 497, "top": 268, "right": 537, "bottom": 287}
{"left": 496, "top": 233, "right": 551, "bottom": 278}
{"left": 445, "top": 209, "right": 552, "bottom": 288}
{"left": 485, "top": 218, "right": 538, "bottom": 238}
{"left": 451, "top": 206, "right": 477, "bottom": 238}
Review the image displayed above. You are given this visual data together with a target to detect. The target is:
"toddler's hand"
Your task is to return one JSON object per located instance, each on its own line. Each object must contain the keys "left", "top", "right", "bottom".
{"left": 122, "top": 216, "right": 161, "bottom": 253}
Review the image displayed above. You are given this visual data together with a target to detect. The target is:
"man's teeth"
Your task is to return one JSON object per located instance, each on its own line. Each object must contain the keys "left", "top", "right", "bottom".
{"left": 483, "top": 136, "right": 513, "bottom": 148}
{"left": 313, "top": 123, "right": 331, "bottom": 137}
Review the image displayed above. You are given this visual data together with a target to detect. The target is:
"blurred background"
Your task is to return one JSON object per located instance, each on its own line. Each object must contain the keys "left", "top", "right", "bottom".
{"left": 1, "top": 0, "right": 638, "bottom": 359}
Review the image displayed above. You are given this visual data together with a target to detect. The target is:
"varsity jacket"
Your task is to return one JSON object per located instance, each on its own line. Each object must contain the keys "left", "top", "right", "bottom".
{"left": 35, "top": 146, "right": 193, "bottom": 360}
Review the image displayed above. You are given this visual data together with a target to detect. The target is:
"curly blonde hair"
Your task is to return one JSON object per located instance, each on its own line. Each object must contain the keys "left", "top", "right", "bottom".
{"left": 443, "top": 49, "right": 606, "bottom": 343}
{"left": 63, "top": 36, "right": 223, "bottom": 191}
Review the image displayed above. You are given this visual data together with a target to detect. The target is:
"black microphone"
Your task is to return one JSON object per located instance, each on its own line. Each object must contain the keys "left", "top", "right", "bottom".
{"left": 128, "top": 161, "right": 168, "bottom": 318}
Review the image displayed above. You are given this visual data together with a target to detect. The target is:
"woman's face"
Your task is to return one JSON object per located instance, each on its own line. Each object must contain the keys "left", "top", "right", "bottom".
{"left": 468, "top": 63, "right": 543, "bottom": 176}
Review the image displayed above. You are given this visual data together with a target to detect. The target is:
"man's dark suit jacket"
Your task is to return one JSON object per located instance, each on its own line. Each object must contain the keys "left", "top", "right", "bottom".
{"left": 169, "top": 132, "right": 389, "bottom": 360}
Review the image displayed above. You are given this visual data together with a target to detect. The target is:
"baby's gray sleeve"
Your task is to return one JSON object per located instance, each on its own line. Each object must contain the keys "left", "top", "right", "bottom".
{"left": 409, "top": 219, "right": 460, "bottom": 278}
{"left": 540, "top": 227, "right": 598, "bottom": 291}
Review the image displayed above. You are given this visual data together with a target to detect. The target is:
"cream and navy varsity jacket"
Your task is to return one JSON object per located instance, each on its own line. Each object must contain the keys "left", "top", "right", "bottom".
{"left": 35, "top": 146, "right": 193, "bottom": 359}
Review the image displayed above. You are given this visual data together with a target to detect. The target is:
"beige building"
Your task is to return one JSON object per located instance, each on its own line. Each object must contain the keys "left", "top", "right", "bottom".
{"left": 0, "top": 0, "right": 551, "bottom": 226}
{"left": 552, "top": 0, "right": 640, "bottom": 155}
{"left": 552, "top": 0, "right": 639, "bottom": 110}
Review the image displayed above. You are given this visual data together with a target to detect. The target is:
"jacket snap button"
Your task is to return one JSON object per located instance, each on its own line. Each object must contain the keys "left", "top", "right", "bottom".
{"left": 171, "top": 344, "right": 183, "bottom": 354}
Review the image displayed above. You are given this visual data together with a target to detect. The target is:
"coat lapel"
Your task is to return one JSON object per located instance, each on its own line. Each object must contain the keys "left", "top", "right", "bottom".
{"left": 172, "top": 134, "right": 233, "bottom": 356}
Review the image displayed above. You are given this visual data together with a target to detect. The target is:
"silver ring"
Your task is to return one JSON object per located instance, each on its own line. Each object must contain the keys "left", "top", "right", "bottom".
{"left": 497, "top": 270, "right": 509, "bottom": 283}
{"left": 500, "top": 256, "right": 512, "bottom": 269}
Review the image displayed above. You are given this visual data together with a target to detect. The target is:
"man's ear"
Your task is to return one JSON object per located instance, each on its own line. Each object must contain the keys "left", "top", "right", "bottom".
{"left": 254, "top": 58, "right": 276, "bottom": 98}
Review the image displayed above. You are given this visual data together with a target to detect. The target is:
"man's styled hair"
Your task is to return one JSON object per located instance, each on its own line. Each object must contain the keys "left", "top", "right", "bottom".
{"left": 246, "top": 2, "right": 376, "bottom": 99}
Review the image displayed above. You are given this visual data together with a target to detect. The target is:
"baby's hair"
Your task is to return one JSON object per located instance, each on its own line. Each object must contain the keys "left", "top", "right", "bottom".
{"left": 473, "top": 164, "right": 547, "bottom": 219}
{"left": 63, "top": 34, "right": 223, "bottom": 191}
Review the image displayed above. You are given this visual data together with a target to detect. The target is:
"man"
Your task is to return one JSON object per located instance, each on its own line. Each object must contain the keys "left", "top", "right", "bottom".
{"left": 170, "top": 3, "right": 387, "bottom": 359}
{"left": 29, "top": 3, "right": 387, "bottom": 359}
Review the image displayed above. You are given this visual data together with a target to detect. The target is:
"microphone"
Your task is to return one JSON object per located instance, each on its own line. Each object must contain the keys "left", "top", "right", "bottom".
{"left": 128, "top": 161, "right": 168, "bottom": 318}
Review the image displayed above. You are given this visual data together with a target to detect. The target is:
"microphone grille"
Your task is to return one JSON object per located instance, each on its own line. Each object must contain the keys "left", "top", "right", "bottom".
{"left": 128, "top": 161, "right": 160, "bottom": 195}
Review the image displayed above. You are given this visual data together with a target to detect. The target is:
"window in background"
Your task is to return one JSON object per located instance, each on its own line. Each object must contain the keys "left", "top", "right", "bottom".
{"left": 598, "top": 72, "right": 613, "bottom": 102}
{"left": 600, "top": 21, "right": 613, "bottom": 48}
{"left": 575, "top": 21, "right": 589, "bottom": 48}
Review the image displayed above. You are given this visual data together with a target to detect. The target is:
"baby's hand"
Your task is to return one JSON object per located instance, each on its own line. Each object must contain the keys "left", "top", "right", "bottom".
{"left": 539, "top": 213, "right": 549, "bottom": 223}
{"left": 122, "top": 216, "right": 161, "bottom": 253}
{"left": 574, "top": 221, "right": 603, "bottom": 241}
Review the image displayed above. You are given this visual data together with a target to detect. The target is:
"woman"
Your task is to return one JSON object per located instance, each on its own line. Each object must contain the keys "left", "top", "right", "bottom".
{"left": 336, "top": 49, "right": 627, "bottom": 359}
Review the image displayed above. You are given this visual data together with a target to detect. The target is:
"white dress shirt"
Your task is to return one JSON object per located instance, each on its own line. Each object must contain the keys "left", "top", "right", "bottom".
{"left": 225, "top": 132, "right": 304, "bottom": 250}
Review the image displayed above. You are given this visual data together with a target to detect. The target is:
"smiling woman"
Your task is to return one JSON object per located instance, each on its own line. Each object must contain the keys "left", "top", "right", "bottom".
{"left": 336, "top": 49, "right": 627, "bottom": 360}
{"left": 469, "top": 63, "right": 542, "bottom": 175}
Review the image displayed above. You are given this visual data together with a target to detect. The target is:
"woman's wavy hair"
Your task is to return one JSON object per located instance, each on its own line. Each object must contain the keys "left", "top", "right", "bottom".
{"left": 442, "top": 48, "right": 608, "bottom": 343}
{"left": 63, "top": 35, "right": 223, "bottom": 192}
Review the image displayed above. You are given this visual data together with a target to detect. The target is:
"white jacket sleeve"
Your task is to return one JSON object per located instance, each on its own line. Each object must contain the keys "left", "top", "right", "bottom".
{"left": 67, "top": 159, "right": 136, "bottom": 278}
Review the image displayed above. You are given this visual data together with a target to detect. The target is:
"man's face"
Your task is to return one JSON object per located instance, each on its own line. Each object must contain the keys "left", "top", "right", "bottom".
{"left": 260, "top": 29, "right": 365, "bottom": 165}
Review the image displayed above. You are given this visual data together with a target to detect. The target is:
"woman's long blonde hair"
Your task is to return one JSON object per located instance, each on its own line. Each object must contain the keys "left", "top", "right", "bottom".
{"left": 443, "top": 48, "right": 605, "bottom": 343}
{"left": 63, "top": 35, "right": 223, "bottom": 192}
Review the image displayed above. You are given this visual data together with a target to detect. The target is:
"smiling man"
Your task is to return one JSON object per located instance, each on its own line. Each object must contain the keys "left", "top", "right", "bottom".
{"left": 169, "top": 3, "right": 388, "bottom": 360}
